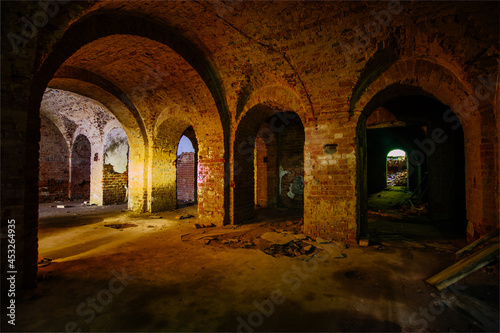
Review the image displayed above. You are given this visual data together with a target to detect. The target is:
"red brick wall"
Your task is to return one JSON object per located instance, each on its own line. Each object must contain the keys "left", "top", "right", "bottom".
{"left": 176, "top": 152, "right": 196, "bottom": 202}
{"left": 254, "top": 135, "right": 268, "bottom": 207}
{"left": 39, "top": 115, "right": 70, "bottom": 202}
{"left": 70, "top": 135, "right": 91, "bottom": 200}
{"left": 2, "top": 1, "right": 499, "bottom": 294}
{"left": 102, "top": 164, "right": 128, "bottom": 205}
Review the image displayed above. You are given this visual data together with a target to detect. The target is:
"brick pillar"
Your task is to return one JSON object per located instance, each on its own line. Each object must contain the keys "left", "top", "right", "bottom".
{"left": 303, "top": 119, "right": 358, "bottom": 244}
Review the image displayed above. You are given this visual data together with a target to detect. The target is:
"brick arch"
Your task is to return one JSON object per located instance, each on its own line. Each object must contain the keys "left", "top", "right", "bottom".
{"left": 50, "top": 66, "right": 149, "bottom": 148}
{"left": 237, "top": 84, "right": 309, "bottom": 130}
{"left": 27, "top": 11, "right": 229, "bottom": 215}
{"left": 353, "top": 58, "right": 479, "bottom": 129}
{"left": 354, "top": 59, "right": 498, "bottom": 241}
{"left": 232, "top": 100, "right": 305, "bottom": 224}
{"left": 51, "top": 82, "right": 148, "bottom": 211}
{"left": 151, "top": 116, "right": 192, "bottom": 213}
{"left": 31, "top": 11, "right": 229, "bottom": 135}
{"left": 151, "top": 112, "right": 225, "bottom": 224}
{"left": 38, "top": 111, "right": 71, "bottom": 152}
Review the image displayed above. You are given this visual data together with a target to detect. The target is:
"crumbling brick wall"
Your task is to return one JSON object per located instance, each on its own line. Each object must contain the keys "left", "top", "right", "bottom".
{"left": 102, "top": 164, "right": 128, "bottom": 205}
{"left": 176, "top": 152, "right": 196, "bottom": 202}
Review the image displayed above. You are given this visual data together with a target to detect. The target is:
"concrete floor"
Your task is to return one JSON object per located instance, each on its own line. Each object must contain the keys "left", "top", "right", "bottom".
{"left": 7, "top": 203, "right": 499, "bottom": 332}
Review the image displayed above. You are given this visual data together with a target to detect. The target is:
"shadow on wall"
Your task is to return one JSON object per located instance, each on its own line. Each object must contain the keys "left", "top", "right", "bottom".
{"left": 71, "top": 134, "right": 91, "bottom": 201}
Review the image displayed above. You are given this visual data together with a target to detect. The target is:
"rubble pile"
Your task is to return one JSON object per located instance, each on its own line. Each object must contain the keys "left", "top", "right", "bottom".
{"left": 387, "top": 170, "right": 408, "bottom": 187}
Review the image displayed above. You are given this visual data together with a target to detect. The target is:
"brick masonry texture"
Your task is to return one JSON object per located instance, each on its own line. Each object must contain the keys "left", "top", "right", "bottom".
{"left": 102, "top": 164, "right": 128, "bottom": 205}
{"left": 177, "top": 152, "right": 196, "bottom": 202}
{"left": 1, "top": 1, "right": 498, "bottom": 291}
{"left": 39, "top": 115, "right": 70, "bottom": 202}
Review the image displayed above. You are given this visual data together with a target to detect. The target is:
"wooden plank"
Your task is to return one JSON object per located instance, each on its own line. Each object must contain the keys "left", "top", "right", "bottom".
{"left": 426, "top": 241, "right": 499, "bottom": 290}
{"left": 432, "top": 291, "right": 499, "bottom": 332}
{"left": 456, "top": 228, "right": 500, "bottom": 257}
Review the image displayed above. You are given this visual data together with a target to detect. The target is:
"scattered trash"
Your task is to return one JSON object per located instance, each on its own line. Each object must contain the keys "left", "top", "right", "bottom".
{"left": 57, "top": 205, "right": 66, "bottom": 209}
{"left": 262, "top": 240, "right": 316, "bottom": 258}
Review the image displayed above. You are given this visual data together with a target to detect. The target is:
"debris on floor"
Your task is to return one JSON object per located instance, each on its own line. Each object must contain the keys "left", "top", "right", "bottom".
{"left": 262, "top": 239, "right": 316, "bottom": 257}
{"left": 194, "top": 223, "right": 215, "bottom": 229}
{"left": 456, "top": 228, "right": 499, "bottom": 257}
{"left": 387, "top": 170, "right": 407, "bottom": 187}
{"left": 396, "top": 201, "right": 429, "bottom": 216}
{"left": 260, "top": 231, "right": 307, "bottom": 245}
{"left": 426, "top": 233, "right": 499, "bottom": 290}
{"left": 177, "top": 214, "right": 195, "bottom": 220}
{"left": 104, "top": 223, "right": 137, "bottom": 230}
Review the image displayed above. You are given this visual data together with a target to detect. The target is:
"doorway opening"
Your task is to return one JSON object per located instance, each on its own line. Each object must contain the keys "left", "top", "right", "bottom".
{"left": 234, "top": 110, "right": 304, "bottom": 224}
{"left": 386, "top": 149, "right": 407, "bottom": 188}
{"left": 360, "top": 93, "right": 467, "bottom": 242}
{"left": 176, "top": 127, "right": 198, "bottom": 208}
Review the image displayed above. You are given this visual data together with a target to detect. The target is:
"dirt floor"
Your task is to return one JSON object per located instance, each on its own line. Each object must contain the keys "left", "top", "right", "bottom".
{"left": 4, "top": 202, "right": 499, "bottom": 332}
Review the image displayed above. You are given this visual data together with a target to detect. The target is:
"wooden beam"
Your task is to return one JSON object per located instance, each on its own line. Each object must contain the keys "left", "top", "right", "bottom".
{"left": 456, "top": 228, "right": 499, "bottom": 257}
{"left": 426, "top": 241, "right": 499, "bottom": 290}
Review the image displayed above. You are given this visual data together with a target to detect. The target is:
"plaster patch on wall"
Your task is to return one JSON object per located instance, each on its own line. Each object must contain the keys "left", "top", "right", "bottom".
{"left": 104, "top": 128, "right": 129, "bottom": 173}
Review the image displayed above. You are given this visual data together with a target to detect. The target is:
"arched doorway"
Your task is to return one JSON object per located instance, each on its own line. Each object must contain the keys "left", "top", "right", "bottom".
{"left": 386, "top": 149, "right": 407, "bottom": 188}
{"left": 176, "top": 127, "right": 199, "bottom": 207}
{"left": 360, "top": 93, "right": 467, "bottom": 239}
{"left": 234, "top": 109, "right": 304, "bottom": 224}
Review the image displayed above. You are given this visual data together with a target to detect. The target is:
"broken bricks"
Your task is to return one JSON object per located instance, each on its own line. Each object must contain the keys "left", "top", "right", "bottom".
{"left": 262, "top": 240, "right": 316, "bottom": 258}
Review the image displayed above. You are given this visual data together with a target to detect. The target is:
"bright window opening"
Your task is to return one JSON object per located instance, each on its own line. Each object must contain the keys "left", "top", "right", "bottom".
{"left": 177, "top": 135, "right": 195, "bottom": 156}
{"left": 386, "top": 149, "right": 407, "bottom": 187}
